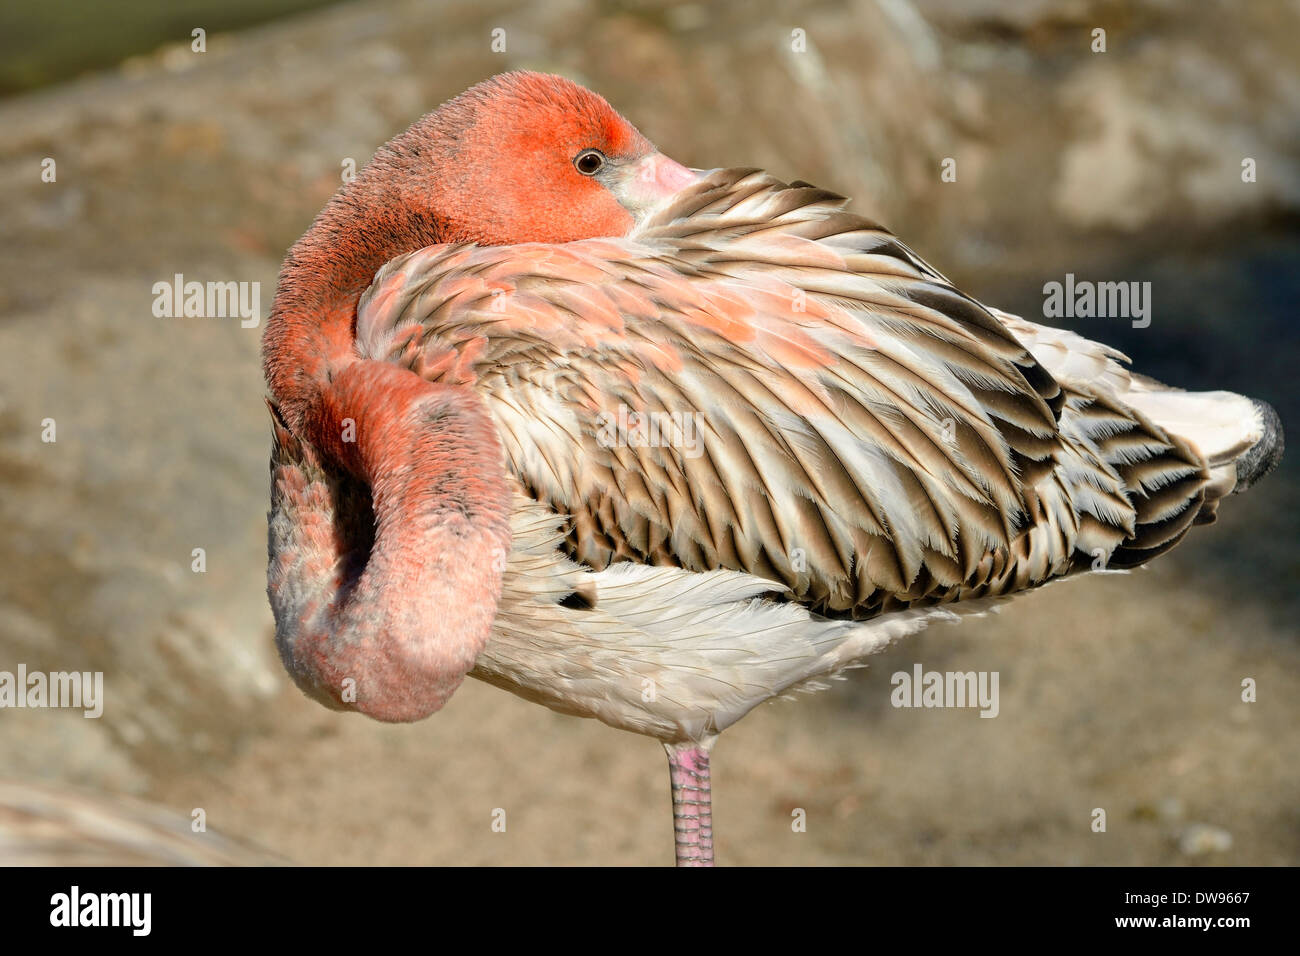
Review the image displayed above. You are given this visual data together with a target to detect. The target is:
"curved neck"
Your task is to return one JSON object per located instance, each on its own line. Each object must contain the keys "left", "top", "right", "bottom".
{"left": 268, "top": 364, "right": 513, "bottom": 721}
{"left": 263, "top": 168, "right": 512, "bottom": 723}
{"left": 263, "top": 172, "right": 444, "bottom": 446}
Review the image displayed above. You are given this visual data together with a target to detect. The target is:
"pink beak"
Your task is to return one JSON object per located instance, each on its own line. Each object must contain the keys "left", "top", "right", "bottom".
{"left": 617, "top": 152, "right": 701, "bottom": 217}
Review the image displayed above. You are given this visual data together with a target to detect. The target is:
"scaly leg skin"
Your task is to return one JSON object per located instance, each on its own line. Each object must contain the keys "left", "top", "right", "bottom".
{"left": 666, "top": 740, "right": 715, "bottom": 866}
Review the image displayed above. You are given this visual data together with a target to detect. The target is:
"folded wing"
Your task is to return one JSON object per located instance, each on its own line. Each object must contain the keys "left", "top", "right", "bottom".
{"left": 355, "top": 169, "right": 1212, "bottom": 618}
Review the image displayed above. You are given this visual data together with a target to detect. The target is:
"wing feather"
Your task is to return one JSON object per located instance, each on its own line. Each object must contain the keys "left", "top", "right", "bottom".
{"left": 355, "top": 169, "right": 1210, "bottom": 617}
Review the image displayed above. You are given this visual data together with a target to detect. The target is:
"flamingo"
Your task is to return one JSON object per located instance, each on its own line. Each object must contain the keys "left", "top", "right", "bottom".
{"left": 262, "top": 71, "right": 1283, "bottom": 866}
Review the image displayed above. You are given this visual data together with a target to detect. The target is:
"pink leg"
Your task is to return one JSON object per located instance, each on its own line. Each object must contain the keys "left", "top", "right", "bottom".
{"left": 665, "top": 740, "right": 715, "bottom": 866}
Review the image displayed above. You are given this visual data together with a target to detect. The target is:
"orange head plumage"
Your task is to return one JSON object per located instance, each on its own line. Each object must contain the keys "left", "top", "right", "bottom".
{"left": 266, "top": 71, "right": 697, "bottom": 442}
{"left": 377, "top": 71, "right": 696, "bottom": 245}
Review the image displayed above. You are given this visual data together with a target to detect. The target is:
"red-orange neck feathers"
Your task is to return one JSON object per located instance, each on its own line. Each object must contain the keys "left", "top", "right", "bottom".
{"left": 264, "top": 72, "right": 653, "bottom": 438}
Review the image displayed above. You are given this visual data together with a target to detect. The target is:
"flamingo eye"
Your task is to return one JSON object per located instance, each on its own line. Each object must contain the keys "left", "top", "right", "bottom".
{"left": 574, "top": 149, "right": 606, "bottom": 176}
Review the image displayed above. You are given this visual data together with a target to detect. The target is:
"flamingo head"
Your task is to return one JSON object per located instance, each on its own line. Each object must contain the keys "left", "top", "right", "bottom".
{"left": 379, "top": 71, "right": 699, "bottom": 245}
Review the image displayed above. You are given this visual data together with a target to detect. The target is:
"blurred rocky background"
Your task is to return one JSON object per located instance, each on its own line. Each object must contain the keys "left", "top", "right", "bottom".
{"left": 0, "top": 0, "right": 1296, "bottom": 864}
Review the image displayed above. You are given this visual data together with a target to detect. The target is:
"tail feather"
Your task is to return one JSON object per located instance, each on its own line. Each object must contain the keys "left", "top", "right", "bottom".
{"left": 1125, "top": 387, "right": 1285, "bottom": 506}
{"left": 992, "top": 311, "right": 1283, "bottom": 574}
{"left": 1234, "top": 399, "right": 1285, "bottom": 492}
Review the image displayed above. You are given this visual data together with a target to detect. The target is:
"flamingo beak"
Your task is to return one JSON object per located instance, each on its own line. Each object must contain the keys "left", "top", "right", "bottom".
{"left": 611, "top": 152, "right": 702, "bottom": 220}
